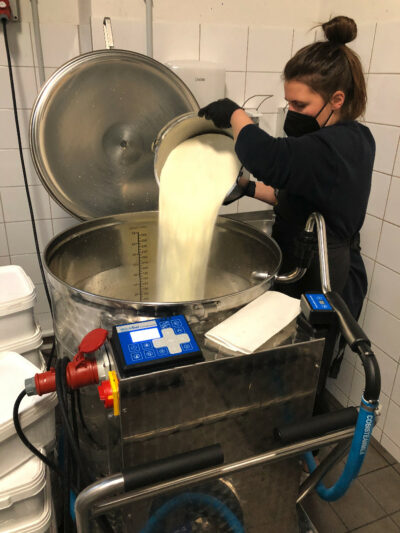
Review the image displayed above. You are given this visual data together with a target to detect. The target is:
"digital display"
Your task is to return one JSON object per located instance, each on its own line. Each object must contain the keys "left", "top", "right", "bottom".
{"left": 130, "top": 327, "right": 161, "bottom": 343}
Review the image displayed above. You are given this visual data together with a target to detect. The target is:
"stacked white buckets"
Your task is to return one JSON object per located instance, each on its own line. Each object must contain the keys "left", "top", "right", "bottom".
{"left": 0, "top": 266, "right": 57, "bottom": 532}
{"left": 0, "top": 265, "right": 45, "bottom": 370}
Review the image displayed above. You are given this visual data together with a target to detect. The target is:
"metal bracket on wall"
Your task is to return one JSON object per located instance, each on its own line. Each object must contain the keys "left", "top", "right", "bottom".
{"left": 103, "top": 17, "right": 114, "bottom": 49}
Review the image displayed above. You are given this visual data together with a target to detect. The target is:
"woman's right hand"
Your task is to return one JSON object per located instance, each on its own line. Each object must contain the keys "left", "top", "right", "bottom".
{"left": 198, "top": 98, "right": 241, "bottom": 128}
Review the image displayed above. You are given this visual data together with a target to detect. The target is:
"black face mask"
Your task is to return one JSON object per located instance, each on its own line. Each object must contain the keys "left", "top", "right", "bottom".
{"left": 283, "top": 102, "right": 333, "bottom": 138}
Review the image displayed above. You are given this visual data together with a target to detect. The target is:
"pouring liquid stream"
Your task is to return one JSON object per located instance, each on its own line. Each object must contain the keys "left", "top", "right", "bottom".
{"left": 156, "top": 133, "right": 241, "bottom": 302}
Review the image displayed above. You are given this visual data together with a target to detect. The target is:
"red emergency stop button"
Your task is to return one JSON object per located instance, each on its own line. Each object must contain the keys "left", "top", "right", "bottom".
{"left": 98, "top": 380, "right": 113, "bottom": 408}
{"left": 98, "top": 371, "right": 120, "bottom": 415}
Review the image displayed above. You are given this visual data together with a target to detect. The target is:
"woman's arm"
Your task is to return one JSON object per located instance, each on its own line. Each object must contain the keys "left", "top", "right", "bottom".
{"left": 254, "top": 182, "right": 278, "bottom": 205}
{"left": 230, "top": 109, "right": 255, "bottom": 141}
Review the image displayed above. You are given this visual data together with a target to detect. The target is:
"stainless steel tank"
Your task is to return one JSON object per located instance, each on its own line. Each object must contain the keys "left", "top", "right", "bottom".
{"left": 44, "top": 211, "right": 281, "bottom": 357}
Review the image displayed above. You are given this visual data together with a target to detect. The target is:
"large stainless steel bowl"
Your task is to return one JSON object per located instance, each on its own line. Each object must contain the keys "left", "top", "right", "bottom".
{"left": 45, "top": 211, "right": 281, "bottom": 357}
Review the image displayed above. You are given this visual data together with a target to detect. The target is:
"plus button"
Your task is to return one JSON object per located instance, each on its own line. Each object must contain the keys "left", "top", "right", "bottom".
{"left": 152, "top": 328, "right": 190, "bottom": 354}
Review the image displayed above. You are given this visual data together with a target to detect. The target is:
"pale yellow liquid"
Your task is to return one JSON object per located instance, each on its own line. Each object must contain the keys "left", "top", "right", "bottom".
{"left": 157, "top": 133, "right": 240, "bottom": 302}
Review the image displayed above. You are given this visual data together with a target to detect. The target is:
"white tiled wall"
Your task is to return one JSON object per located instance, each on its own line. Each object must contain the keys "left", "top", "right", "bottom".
{"left": 0, "top": 21, "right": 80, "bottom": 335}
{"left": 1, "top": 12, "right": 400, "bottom": 460}
{"left": 327, "top": 19, "right": 400, "bottom": 462}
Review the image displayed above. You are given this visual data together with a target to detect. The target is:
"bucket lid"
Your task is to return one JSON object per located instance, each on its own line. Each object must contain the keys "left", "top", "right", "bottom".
{"left": 30, "top": 49, "right": 199, "bottom": 220}
{"left": 0, "top": 326, "right": 43, "bottom": 354}
{"left": 0, "top": 454, "right": 46, "bottom": 510}
{"left": 0, "top": 352, "right": 57, "bottom": 443}
{"left": 0, "top": 470, "right": 52, "bottom": 533}
{"left": 0, "top": 266, "right": 36, "bottom": 317}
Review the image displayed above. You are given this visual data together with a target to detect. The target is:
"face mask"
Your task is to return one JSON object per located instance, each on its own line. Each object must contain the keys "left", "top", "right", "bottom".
{"left": 283, "top": 102, "right": 333, "bottom": 138}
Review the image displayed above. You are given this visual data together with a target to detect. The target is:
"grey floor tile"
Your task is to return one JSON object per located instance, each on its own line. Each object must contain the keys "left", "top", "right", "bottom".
{"left": 359, "top": 466, "right": 400, "bottom": 514}
{"left": 330, "top": 478, "right": 386, "bottom": 530}
{"left": 370, "top": 438, "right": 398, "bottom": 465}
{"left": 350, "top": 516, "right": 400, "bottom": 532}
{"left": 302, "top": 492, "right": 347, "bottom": 533}
{"left": 358, "top": 442, "right": 391, "bottom": 476}
{"left": 391, "top": 511, "right": 400, "bottom": 528}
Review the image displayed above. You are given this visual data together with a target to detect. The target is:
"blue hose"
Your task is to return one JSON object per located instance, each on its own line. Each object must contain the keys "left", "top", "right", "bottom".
{"left": 304, "top": 397, "right": 377, "bottom": 501}
{"left": 139, "top": 492, "right": 245, "bottom": 533}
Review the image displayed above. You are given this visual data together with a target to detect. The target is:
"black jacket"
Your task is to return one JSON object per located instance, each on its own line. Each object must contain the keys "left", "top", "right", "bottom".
{"left": 235, "top": 121, "right": 375, "bottom": 317}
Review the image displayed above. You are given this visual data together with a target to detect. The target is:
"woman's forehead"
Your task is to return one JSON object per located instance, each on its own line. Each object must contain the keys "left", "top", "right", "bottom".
{"left": 284, "top": 80, "right": 320, "bottom": 101}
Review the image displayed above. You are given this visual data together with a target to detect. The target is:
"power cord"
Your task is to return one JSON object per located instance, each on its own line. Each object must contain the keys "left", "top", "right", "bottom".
{"left": 13, "top": 389, "right": 62, "bottom": 475}
{"left": 2, "top": 17, "right": 57, "bottom": 371}
{"left": 2, "top": 18, "right": 53, "bottom": 312}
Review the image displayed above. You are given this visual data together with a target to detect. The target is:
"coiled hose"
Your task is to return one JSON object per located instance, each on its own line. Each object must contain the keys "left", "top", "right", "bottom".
{"left": 140, "top": 492, "right": 245, "bottom": 533}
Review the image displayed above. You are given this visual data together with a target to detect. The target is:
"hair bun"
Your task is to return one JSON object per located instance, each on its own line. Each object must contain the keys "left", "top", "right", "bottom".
{"left": 322, "top": 16, "right": 357, "bottom": 45}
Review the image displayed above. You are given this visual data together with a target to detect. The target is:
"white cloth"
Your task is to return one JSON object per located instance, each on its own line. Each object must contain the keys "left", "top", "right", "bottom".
{"left": 205, "top": 291, "right": 301, "bottom": 354}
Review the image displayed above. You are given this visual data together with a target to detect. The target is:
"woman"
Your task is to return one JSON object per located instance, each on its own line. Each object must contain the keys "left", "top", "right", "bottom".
{"left": 199, "top": 15, "right": 374, "bottom": 321}
{"left": 199, "top": 16, "right": 375, "bottom": 410}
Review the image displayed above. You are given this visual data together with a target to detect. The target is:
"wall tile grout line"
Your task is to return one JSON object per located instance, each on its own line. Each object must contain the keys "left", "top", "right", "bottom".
{"left": 367, "top": 22, "right": 378, "bottom": 75}
{"left": 364, "top": 298, "right": 400, "bottom": 336}
{"left": 198, "top": 23, "right": 201, "bottom": 61}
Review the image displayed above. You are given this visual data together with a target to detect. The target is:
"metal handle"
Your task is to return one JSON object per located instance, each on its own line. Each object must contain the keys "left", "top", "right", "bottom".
{"left": 103, "top": 17, "right": 114, "bottom": 49}
{"left": 75, "top": 428, "right": 354, "bottom": 532}
{"left": 275, "top": 212, "right": 331, "bottom": 290}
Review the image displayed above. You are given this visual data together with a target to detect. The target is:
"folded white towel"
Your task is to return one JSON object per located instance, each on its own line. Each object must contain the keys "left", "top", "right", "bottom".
{"left": 205, "top": 291, "right": 301, "bottom": 354}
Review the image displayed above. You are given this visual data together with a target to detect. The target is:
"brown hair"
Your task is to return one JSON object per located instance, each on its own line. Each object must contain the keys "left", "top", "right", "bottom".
{"left": 284, "top": 16, "right": 367, "bottom": 120}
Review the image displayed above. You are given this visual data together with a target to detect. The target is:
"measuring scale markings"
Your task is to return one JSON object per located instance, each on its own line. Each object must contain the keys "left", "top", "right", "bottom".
{"left": 129, "top": 225, "right": 150, "bottom": 301}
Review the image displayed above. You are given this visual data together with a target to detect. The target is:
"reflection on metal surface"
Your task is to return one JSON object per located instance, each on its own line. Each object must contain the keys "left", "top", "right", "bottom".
{"left": 116, "top": 338, "right": 324, "bottom": 532}
{"left": 305, "top": 212, "right": 332, "bottom": 293}
{"left": 30, "top": 50, "right": 199, "bottom": 219}
{"left": 75, "top": 425, "right": 354, "bottom": 532}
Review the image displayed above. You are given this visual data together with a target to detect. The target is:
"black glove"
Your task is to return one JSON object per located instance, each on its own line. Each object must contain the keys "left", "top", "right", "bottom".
{"left": 223, "top": 171, "right": 256, "bottom": 205}
{"left": 198, "top": 98, "right": 241, "bottom": 128}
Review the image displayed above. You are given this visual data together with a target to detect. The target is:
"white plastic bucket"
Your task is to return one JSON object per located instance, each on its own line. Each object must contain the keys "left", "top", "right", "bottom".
{"left": 0, "top": 266, "right": 37, "bottom": 345}
{"left": 0, "top": 454, "right": 47, "bottom": 530}
{"left": 0, "top": 326, "right": 45, "bottom": 370}
{"left": 0, "top": 352, "right": 57, "bottom": 478}
{"left": 0, "top": 464, "right": 53, "bottom": 533}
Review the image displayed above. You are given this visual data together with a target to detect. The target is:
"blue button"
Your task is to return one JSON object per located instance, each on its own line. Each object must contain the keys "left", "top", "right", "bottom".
{"left": 175, "top": 327, "right": 184, "bottom": 334}
{"left": 145, "top": 350, "right": 155, "bottom": 359}
{"left": 158, "top": 347, "right": 169, "bottom": 355}
{"left": 171, "top": 319, "right": 182, "bottom": 327}
{"left": 182, "top": 343, "right": 192, "bottom": 351}
{"left": 132, "top": 353, "right": 143, "bottom": 360}
{"left": 143, "top": 341, "right": 151, "bottom": 348}
{"left": 128, "top": 344, "right": 135, "bottom": 352}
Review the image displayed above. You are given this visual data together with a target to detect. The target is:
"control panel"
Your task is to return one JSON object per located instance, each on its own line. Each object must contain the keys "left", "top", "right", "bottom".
{"left": 111, "top": 315, "right": 203, "bottom": 376}
{"left": 300, "top": 292, "right": 336, "bottom": 325}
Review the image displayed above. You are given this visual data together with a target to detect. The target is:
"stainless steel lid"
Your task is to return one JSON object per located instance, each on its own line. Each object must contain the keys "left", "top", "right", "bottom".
{"left": 30, "top": 50, "right": 199, "bottom": 220}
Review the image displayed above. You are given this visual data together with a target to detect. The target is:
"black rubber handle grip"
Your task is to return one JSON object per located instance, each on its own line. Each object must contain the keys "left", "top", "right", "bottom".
{"left": 275, "top": 407, "right": 358, "bottom": 444}
{"left": 325, "top": 291, "right": 370, "bottom": 349}
{"left": 123, "top": 444, "right": 224, "bottom": 492}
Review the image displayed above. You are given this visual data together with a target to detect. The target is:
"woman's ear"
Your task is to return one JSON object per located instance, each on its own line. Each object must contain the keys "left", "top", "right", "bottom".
{"left": 330, "top": 90, "right": 345, "bottom": 110}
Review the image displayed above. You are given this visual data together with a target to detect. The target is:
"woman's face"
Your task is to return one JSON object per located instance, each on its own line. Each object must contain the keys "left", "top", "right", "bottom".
{"left": 284, "top": 80, "right": 341, "bottom": 126}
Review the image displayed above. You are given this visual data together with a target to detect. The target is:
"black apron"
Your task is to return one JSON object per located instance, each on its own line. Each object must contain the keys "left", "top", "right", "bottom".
{"left": 272, "top": 191, "right": 368, "bottom": 412}
{"left": 271, "top": 190, "right": 367, "bottom": 319}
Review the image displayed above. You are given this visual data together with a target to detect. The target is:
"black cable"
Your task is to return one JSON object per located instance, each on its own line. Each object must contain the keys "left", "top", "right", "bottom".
{"left": 76, "top": 389, "right": 107, "bottom": 450}
{"left": 13, "top": 389, "right": 62, "bottom": 475}
{"left": 56, "top": 358, "right": 91, "bottom": 487}
{"left": 2, "top": 18, "right": 53, "bottom": 312}
{"left": 70, "top": 390, "right": 80, "bottom": 450}
{"left": 46, "top": 341, "right": 56, "bottom": 371}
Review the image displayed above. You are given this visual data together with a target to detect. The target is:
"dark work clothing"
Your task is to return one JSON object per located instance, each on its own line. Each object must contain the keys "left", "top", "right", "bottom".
{"left": 235, "top": 121, "right": 375, "bottom": 317}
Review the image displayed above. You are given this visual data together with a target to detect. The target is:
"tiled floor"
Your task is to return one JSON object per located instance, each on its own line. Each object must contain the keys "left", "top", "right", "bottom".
{"left": 302, "top": 437, "right": 400, "bottom": 532}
